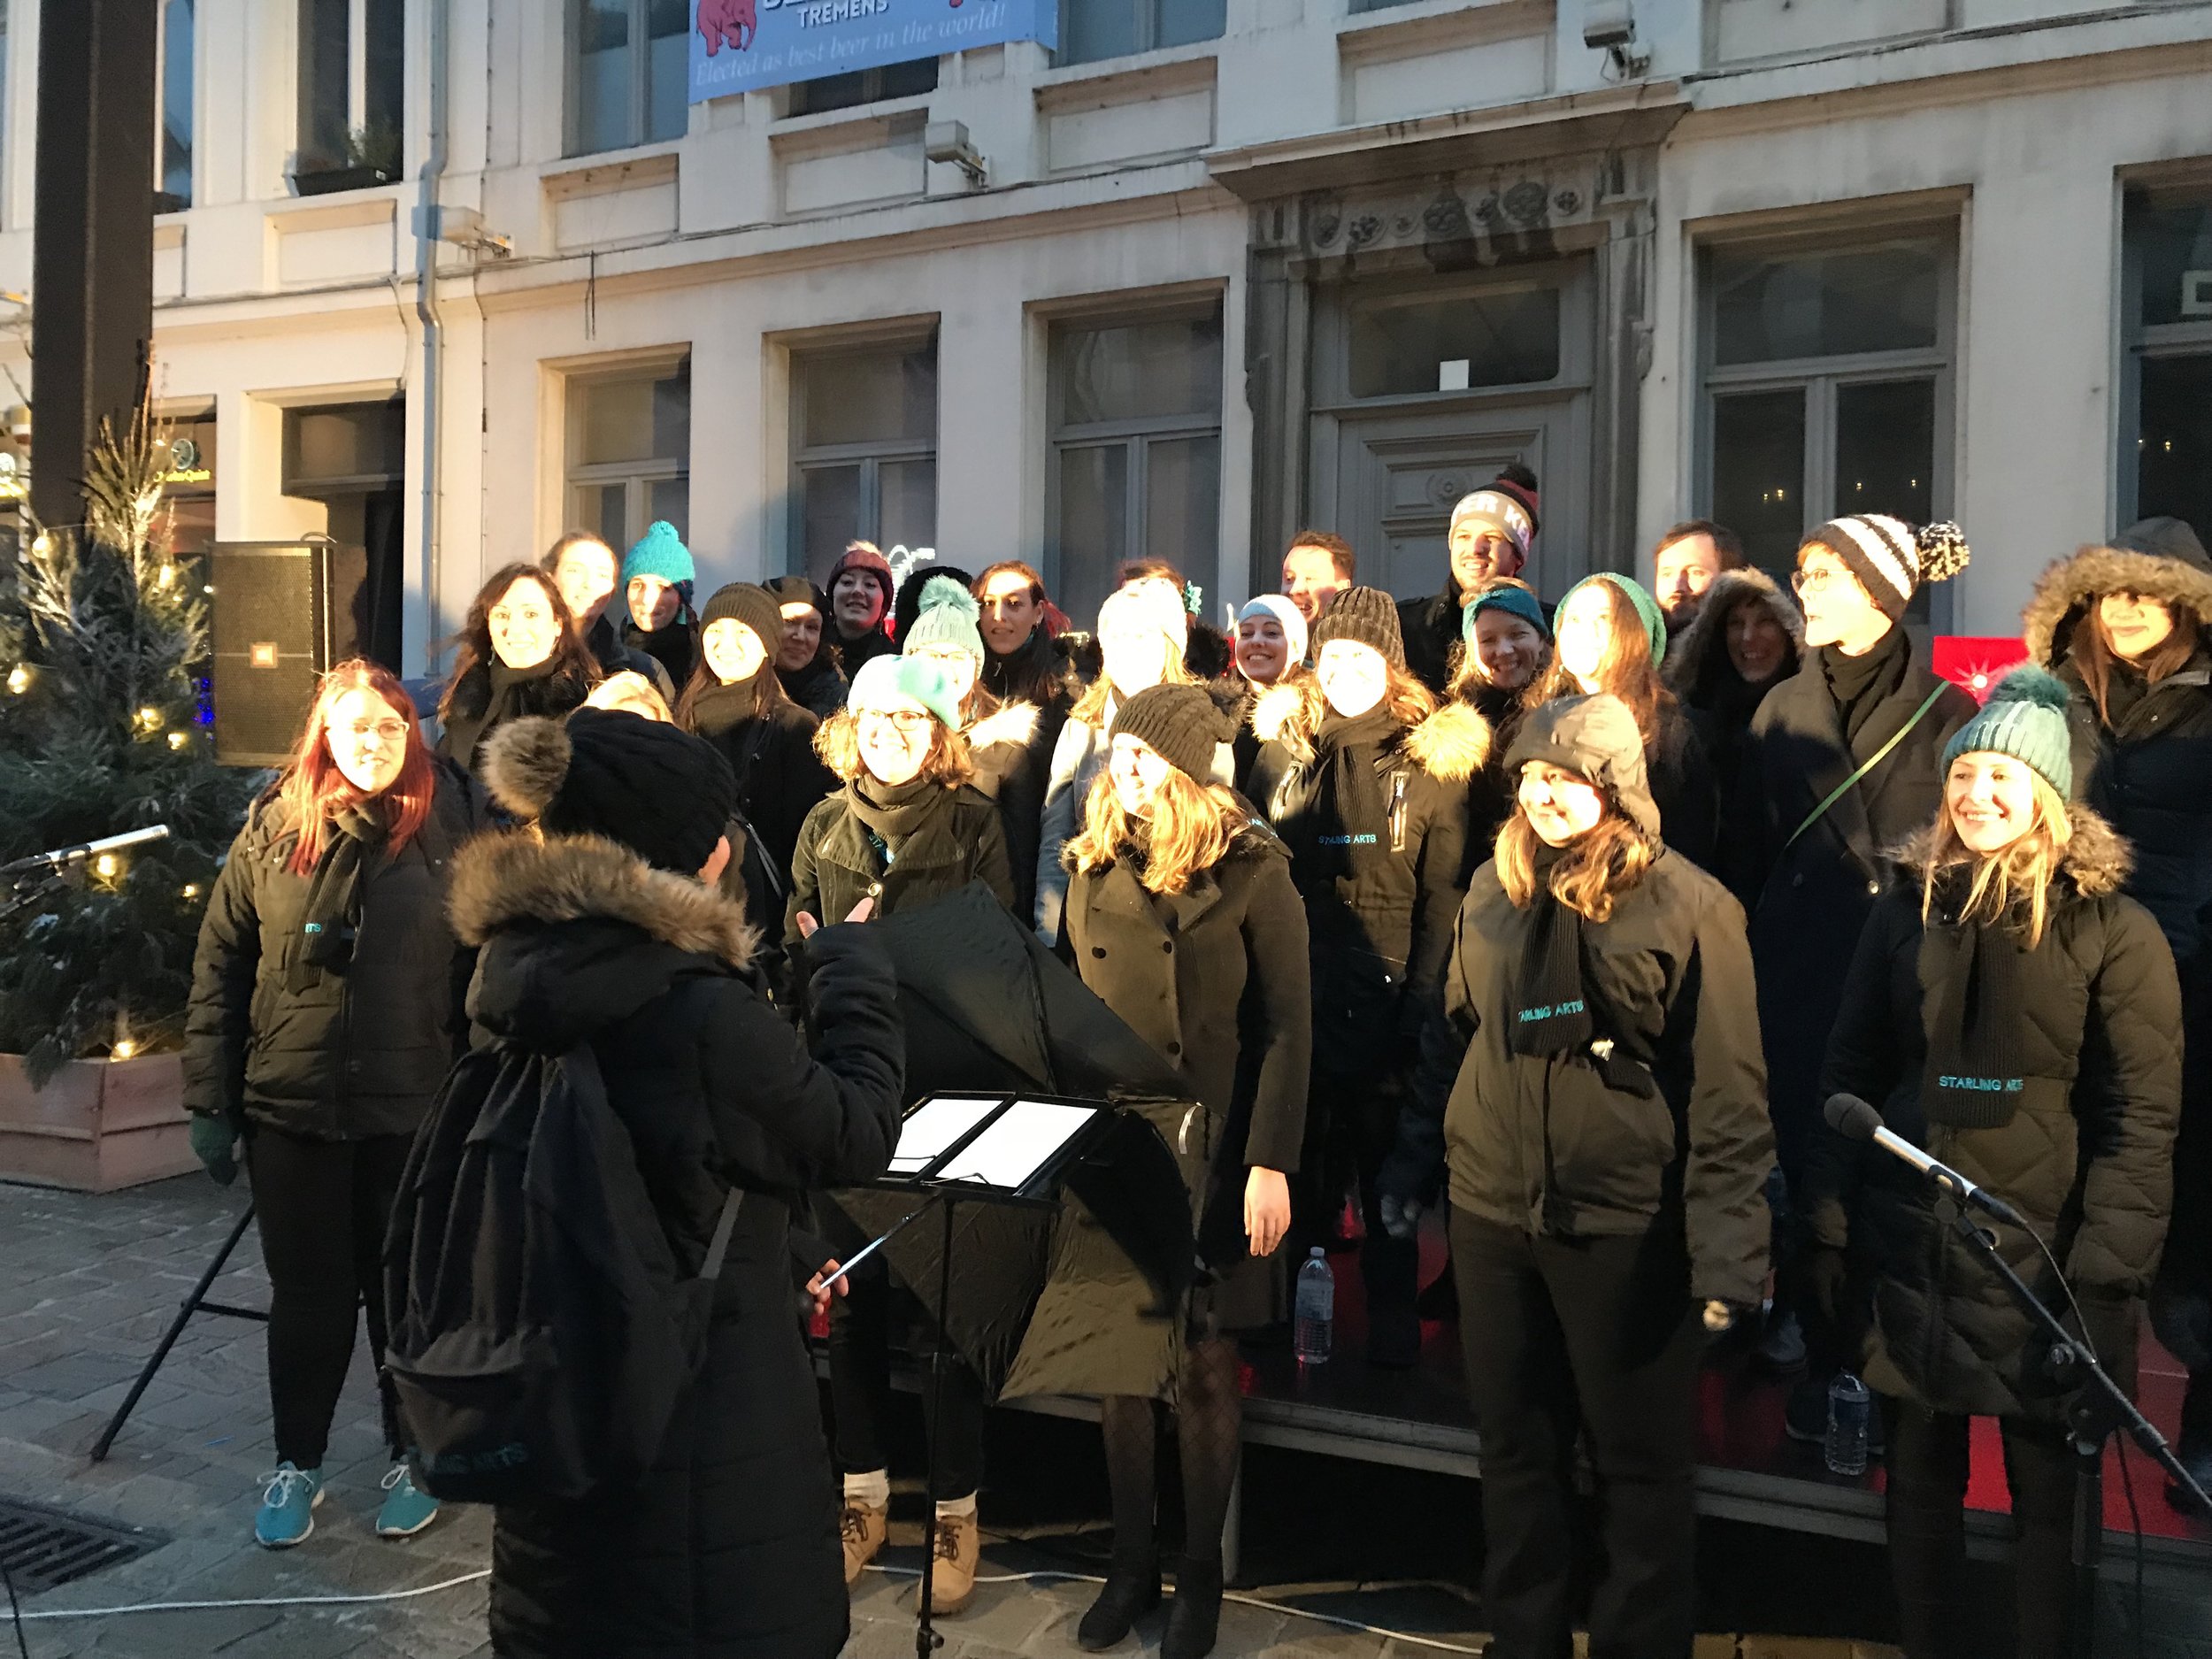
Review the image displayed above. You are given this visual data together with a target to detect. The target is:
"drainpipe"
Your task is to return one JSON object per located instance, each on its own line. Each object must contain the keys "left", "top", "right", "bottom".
{"left": 413, "top": 0, "right": 451, "bottom": 676}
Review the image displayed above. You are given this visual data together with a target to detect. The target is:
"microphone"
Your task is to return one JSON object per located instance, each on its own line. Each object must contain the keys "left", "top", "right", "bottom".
{"left": 0, "top": 824, "right": 172, "bottom": 877}
{"left": 1824, "top": 1093, "right": 2027, "bottom": 1230}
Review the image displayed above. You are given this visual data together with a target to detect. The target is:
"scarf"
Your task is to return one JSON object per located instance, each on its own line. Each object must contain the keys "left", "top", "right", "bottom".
{"left": 983, "top": 627, "right": 1066, "bottom": 709}
{"left": 689, "top": 677, "right": 764, "bottom": 740}
{"left": 1921, "top": 891, "right": 2033, "bottom": 1130}
{"left": 846, "top": 774, "right": 938, "bottom": 860}
{"left": 1303, "top": 707, "right": 1401, "bottom": 885}
{"left": 1820, "top": 623, "right": 1909, "bottom": 752}
{"left": 285, "top": 805, "right": 387, "bottom": 993}
{"left": 1510, "top": 852, "right": 1594, "bottom": 1059}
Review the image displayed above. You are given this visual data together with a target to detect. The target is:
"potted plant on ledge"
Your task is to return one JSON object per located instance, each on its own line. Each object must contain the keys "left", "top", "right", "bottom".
{"left": 0, "top": 405, "right": 261, "bottom": 1190}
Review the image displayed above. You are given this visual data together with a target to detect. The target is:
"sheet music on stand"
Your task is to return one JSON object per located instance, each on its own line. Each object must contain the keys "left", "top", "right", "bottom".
{"left": 882, "top": 1092, "right": 1110, "bottom": 1199}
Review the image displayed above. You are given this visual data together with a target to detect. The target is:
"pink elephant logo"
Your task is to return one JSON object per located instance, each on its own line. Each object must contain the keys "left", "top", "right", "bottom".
{"left": 698, "top": 0, "right": 757, "bottom": 53}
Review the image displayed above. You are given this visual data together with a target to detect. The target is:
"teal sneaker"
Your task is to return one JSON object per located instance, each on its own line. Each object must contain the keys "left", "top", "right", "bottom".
{"left": 253, "top": 1463, "right": 323, "bottom": 1548}
{"left": 374, "top": 1464, "right": 440, "bottom": 1540}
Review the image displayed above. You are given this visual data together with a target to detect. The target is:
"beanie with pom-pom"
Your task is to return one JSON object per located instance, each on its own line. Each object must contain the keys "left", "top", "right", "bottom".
{"left": 1941, "top": 664, "right": 2076, "bottom": 799}
{"left": 481, "top": 708, "right": 735, "bottom": 874}
{"left": 1802, "top": 514, "right": 1970, "bottom": 619}
{"left": 902, "top": 573, "right": 985, "bottom": 661}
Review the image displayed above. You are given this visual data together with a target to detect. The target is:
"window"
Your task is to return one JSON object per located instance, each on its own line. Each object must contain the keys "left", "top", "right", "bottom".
{"left": 1700, "top": 234, "right": 1953, "bottom": 603}
{"left": 156, "top": 0, "right": 193, "bottom": 211}
{"left": 2120, "top": 188, "right": 2212, "bottom": 540}
{"left": 1047, "top": 305, "right": 1222, "bottom": 626}
{"left": 787, "top": 58, "right": 939, "bottom": 118}
{"left": 295, "top": 0, "right": 403, "bottom": 188}
{"left": 1347, "top": 281, "right": 1563, "bottom": 398}
{"left": 572, "top": 0, "right": 689, "bottom": 157}
{"left": 568, "top": 359, "right": 692, "bottom": 551}
{"left": 790, "top": 340, "right": 938, "bottom": 586}
{"left": 1056, "top": 0, "right": 1225, "bottom": 65}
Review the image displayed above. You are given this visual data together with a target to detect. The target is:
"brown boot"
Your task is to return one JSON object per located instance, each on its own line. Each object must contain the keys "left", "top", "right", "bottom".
{"left": 840, "top": 1499, "right": 887, "bottom": 1586}
{"left": 927, "top": 1509, "right": 980, "bottom": 1615}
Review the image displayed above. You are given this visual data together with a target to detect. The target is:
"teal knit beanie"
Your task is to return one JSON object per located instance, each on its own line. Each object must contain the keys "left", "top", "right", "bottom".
{"left": 1941, "top": 664, "right": 2075, "bottom": 799}
{"left": 623, "top": 520, "right": 695, "bottom": 587}
{"left": 901, "top": 575, "right": 985, "bottom": 662}
{"left": 1463, "top": 580, "right": 1550, "bottom": 646}
{"left": 1558, "top": 572, "right": 1667, "bottom": 669}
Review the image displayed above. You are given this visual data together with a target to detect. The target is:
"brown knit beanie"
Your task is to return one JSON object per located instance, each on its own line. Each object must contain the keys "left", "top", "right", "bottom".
{"left": 1110, "top": 683, "right": 1233, "bottom": 782}
{"left": 1310, "top": 585, "right": 1407, "bottom": 671}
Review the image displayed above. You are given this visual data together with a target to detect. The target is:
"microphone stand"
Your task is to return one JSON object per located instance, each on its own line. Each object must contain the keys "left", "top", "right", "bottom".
{"left": 1939, "top": 1197, "right": 2211, "bottom": 1659}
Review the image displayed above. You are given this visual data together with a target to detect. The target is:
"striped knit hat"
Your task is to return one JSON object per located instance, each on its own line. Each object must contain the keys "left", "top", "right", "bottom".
{"left": 1801, "top": 515, "right": 1971, "bottom": 620}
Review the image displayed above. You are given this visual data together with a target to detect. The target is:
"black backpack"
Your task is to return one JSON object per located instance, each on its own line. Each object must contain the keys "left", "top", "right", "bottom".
{"left": 382, "top": 1040, "right": 742, "bottom": 1503}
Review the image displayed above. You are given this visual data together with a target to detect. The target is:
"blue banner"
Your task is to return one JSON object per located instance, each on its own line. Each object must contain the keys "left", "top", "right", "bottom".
{"left": 691, "top": 0, "right": 1057, "bottom": 99}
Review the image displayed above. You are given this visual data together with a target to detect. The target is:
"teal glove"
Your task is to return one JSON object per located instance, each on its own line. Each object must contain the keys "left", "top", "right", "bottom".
{"left": 188, "top": 1115, "right": 239, "bottom": 1187}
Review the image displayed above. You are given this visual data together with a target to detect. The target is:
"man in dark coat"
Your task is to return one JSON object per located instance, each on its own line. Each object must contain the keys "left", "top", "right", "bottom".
{"left": 1397, "top": 466, "right": 1541, "bottom": 694}
{"left": 1738, "top": 513, "right": 1975, "bottom": 1394}
{"left": 461, "top": 709, "right": 904, "bottom": 1659}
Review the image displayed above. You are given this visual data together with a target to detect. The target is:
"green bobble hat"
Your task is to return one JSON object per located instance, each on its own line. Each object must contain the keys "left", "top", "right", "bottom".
{"left": 1557, "top": 572, "right": 1668, "bottom": 669}
{"left": 1940, "top": 664, "right": 2076, "bottom": 800}
{"left": 1463, "top": 580, "right": 1550, "bottom": 646}
{"left": 902, "top": 575, "right": 986, "bottom": 662}
{"left": 849, "top": 652, "right": 964, "bottom": 730}
{"left": 622, "top": 521, "right": 695, "bottom": 588}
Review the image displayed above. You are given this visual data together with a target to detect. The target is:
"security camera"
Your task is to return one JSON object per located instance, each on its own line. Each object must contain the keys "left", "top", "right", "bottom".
{"left": 1583, "top": 0, "right": 1648, "bottom": 74}
{"left": 1583, "top": 0, "right": 1633, "bottom": 50}
{"left": 924, "top": 120, "right": 987, "bottom": 188}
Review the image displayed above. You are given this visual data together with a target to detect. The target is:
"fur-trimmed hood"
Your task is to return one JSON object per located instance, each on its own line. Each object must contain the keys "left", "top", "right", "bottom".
{"left": 1886, "top": 802, "right": 2133, "bottom": 899}
{"left": 2021, "top": 543, "right": 2212, "bottom": 667}
{"left": 450, "top": 829, "right": 762, "bottom": 969}
{"left": 1401, "top": 701, "right": 1495, "bottom": 785}
{"left": 966, "top": 698, "right": 1041, "bottom": 754}
{"left": 1663, "top": 568, "right": 1805, "bottom": 701}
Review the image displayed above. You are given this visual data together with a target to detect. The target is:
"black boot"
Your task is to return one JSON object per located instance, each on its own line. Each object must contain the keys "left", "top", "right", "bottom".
{"left": 1162, "top": 1556, "right": 1223, "bottom": 1659}
{"left": 1077, "top": 1551, "right": 1159, "bottom": 1649}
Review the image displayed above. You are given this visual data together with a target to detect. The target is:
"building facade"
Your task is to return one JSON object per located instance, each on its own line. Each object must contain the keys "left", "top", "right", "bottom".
{"left": 0, "top": 0, "right": 2207, "bottom": 675}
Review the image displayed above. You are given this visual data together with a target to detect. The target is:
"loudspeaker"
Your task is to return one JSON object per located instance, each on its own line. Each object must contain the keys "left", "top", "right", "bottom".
{"left": 208, "top": 536, "right": 396, "bottom": 765}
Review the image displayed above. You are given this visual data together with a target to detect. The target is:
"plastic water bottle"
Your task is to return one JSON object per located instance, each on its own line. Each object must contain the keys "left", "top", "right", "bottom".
{"left": 1294, "top": 1248, "right": 1334, "bottom": 1365}
{"left": 1824, "top": 1371, "right": 1871, "bottom": 1476}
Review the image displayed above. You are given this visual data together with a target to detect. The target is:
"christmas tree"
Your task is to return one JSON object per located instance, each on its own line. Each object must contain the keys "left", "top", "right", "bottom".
{"left": 0, "top": 405, "right": 260, "bottom": 1084}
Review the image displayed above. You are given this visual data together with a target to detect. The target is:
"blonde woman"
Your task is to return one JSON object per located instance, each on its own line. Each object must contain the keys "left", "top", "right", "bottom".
{"left": 1063, "top": 683, "right": 1310, "bottom": 1659}
{"left": 1807, "top": 665, "right": 2180, "bottom": 1659}
{"left": 1429, "top": 692, "right": 1771, "bottom": 1659}
{"left": 1033, "top": 580, "right": 1217, "bottom": 944}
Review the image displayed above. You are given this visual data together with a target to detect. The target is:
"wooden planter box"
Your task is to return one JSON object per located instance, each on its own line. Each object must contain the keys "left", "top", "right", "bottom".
{"left": 0, "top": 1051, "right": 197, "bottom": 1192}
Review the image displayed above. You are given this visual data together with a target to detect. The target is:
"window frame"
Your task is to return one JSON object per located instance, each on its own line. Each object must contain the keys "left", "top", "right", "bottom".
{"left": 1694, "top": 224, "right": 1958, "bottom": 617}
{"left": 1043, "top": 296, "right": 1226, "bottom": 614}
{"left": 566, "top": 0, "right": 690, "bottom": 159}
{"left": 293, "top": 0, "right": 403, "bottom": 186}
{"left": 785, "top": 58, "right": 941, "bottom": 119}
{"left": 2116, "top": 184, "right": 2212, "bottom": 529}
{"left": 787, "top": 332, "right": 941, "bottom": 580}
{"left": 564, "top": 355, "right": 694, "bottom": 552}
{"left": 1054, "top": 0, "right": 1226, "bottom": 66}
{"left": 155, "top": 0, "right": 194, "bottom": 211}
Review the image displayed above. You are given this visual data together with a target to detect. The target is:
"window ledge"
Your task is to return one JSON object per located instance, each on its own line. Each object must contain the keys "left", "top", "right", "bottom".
{"left": 771, "top": 90, "right": 936, "bottom": 136}
{"left": 552, "top": 135, "right": 685, "bottom": 179}
{"left": 542, "top": 148, "right": 681, "bottom": 199}
{"left": 1034, "top": 38, "right": 1219, "bottom": 92}
{"left": 1336, "top": 0, "right": 1551, "bottom": 61}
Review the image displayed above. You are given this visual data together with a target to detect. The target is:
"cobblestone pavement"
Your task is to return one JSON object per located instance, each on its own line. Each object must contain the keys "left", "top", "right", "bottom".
{"left": 0, "top": 1175, "right": 1927, "bottom": 1659}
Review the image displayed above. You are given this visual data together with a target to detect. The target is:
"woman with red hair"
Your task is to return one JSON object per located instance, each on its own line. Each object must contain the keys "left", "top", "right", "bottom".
{"left": 185, "top": 662, "right": 489, "bottom": 1552}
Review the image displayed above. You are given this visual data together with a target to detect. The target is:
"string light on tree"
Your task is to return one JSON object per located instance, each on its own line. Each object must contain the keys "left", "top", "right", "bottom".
{"left": 4, "top": 665, "right": 25, "bottom": 695}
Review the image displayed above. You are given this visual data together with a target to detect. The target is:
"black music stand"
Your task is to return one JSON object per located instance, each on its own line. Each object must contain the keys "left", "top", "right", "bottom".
{"left": 92, "top": 1202, "right": 268, "bottom": 1461}
{"left": 846, "top": 1092, "right": 1119, "bottom": 1657}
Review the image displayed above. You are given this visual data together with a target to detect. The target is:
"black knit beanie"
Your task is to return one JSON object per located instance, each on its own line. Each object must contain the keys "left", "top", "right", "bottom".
{"left": 699, "top": 582, "right": 784, "bottom": 652}
{"left": 1310, "top": 584, "right": 1408, "bottom": 671}
{"left": 1110, "top": 683, "right": 1232, "bottom": 782}
{"left": 481, "top": 709, "right": 736, "bottom": 875}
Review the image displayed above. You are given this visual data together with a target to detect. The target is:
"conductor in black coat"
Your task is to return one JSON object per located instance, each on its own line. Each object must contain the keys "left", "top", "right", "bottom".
{"left": 462, "top": 710, "right": 903, "bottom": 1659}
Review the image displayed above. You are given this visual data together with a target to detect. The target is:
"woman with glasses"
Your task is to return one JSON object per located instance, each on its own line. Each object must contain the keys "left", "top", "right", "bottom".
{"left": 1739, "top": 516, "right": 1976, "bottom": 1425}
{"left": 184, "top": 662, "right": 489, "bottom": 1550}
{"left": 435, "top": 563, "right": 599, "bottom": 772}
{"left": 785, "top": 652, "right": 1015, "bottom": 1616}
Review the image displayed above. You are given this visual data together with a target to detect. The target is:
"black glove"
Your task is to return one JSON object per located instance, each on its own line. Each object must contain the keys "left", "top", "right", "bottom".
{"left": 188, "top": 1115, "right": 239, "bottom": 1187}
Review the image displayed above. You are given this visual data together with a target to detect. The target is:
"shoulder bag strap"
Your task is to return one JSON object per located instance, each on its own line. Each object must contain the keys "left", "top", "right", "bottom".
{"left": 1786, "top": 680, "right": 1952, "bottom": 849}
{"left": 700, "top": 1187, "right": 746, "bottom": 1283}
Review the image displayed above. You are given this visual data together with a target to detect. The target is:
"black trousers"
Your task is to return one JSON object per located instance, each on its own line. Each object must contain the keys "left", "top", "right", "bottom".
{"left": 246, "top": 1125, "right": 412, "bottom": 1468}
{"left": 1449, "top": 1208, "right": 1703, "bottom": 1659}
{"left": 826, "top": 1252, "right": 987, "bottom": 1501}
{"left": 1882, "top": 1398, "right": 2079, "bottom": 1659}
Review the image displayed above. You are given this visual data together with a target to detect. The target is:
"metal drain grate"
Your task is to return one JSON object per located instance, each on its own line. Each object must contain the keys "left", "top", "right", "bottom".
{"left": 0, "top": 1497, "right": 163, "bottom": 1594}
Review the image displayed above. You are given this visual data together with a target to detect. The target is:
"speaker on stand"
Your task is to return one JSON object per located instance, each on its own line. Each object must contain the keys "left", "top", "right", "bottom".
{"left": 207, "top": 535, "right": 400, "bottom": 765}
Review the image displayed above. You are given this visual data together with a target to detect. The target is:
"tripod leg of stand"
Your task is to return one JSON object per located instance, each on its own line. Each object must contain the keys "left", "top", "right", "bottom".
{"left": 915, "top": 1193, "right": 954, "bottom": 1658}
{"left": 1220, "top": 1450, "right": 1242, "bottom": 1586}
{"left": 91, "top": 1204, "right": 257, "bottom": 1463}
{"left": 2070, "top": 1440, "right": 2104, "bottom": 1659}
